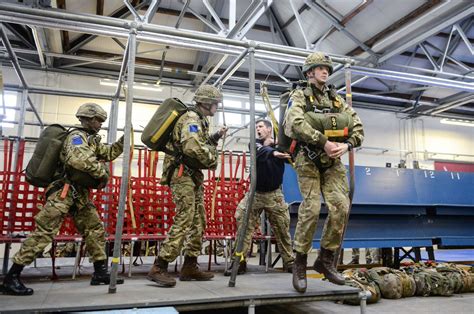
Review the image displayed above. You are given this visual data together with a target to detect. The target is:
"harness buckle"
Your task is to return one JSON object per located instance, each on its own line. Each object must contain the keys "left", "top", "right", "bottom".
{"left": 303, "top": 145, "right": 318, "bottom": 160}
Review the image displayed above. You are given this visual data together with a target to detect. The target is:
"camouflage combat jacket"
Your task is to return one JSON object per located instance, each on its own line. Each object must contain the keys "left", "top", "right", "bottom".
{"left": 161, "top": 107, "right": 218, "bottom": 185}
{"left": 60, "top": 129, "right": 124, "bottom": 181}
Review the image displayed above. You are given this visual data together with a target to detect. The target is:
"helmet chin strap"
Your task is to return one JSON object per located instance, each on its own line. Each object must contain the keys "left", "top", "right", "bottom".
{"left": 197, "top": 103, "right": 213, "bottom": 115}
{"left": 80, "top": 118, "right": 99, "bottom": 135}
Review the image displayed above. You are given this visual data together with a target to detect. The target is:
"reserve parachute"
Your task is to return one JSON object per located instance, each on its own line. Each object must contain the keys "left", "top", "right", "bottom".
{"left": 277, "top": 81, "right": 353, "bottom": 154}
{"left": 141, "top": 98, "right": 189, "bottom": 152}
{"left": 26, "top": 124, "right": 70, "bottom": 187}
{"left": 304, "top": 111, "right": 353, "bottom": 142}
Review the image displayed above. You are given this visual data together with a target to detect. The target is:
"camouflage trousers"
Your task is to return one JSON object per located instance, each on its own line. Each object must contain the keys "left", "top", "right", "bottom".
{"left": 352, "top": 248, "right": 380, "bottom": 263}
{"left": 13, "top": 185, "right": 106, "bottom": 265}
{"left": 159, "top": 170, "right": 205, "bottom": 262}
{"left": 293, "top": 152, "right": 350, "bottom": 253}
{"left": 234, "top": 188, "right": 294, "bottom": 266}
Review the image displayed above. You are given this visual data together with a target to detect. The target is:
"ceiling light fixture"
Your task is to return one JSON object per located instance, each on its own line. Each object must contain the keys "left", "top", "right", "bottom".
{"left": 440, "top": 118, "right": 474, "bottom": 127}
{"left": 99, "top": 79, "right": 163, "bottom": 92}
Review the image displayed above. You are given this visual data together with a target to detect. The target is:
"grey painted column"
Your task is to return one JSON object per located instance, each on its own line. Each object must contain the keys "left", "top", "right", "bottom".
{"left": 108, "top": 25, "right": 137, "bottom": 293}
{"left": 2, "top": 89, "right": 28, "bottom": 274}
{"left": 229, "top": 42, "right": 257, "bottom": 287}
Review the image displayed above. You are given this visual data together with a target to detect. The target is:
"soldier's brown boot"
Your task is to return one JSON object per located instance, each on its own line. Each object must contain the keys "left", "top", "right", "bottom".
{"left": 179, "top": 256, "right": 214, "bottom": 281}
{"left": 292, "top": 253, "right": 307, "bottom": 293}
{"left": 0, "top": 263, "right": 33, "bottom": 296}
{"left": 147, "top": 257, "right": 176, "bottom": 287}
{"left": 313, "top": 248, "right": 345, "bottom": 285}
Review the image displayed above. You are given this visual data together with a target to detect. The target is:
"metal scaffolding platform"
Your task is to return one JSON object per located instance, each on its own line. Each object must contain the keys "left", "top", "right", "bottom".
{"left": 0, "top": 272, "right": 361, "bottom": 313}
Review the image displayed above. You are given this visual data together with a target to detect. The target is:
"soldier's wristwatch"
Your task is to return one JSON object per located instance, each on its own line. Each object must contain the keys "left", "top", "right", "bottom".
{"left": 345, "top": 142, "right": 353, "bottom": 151}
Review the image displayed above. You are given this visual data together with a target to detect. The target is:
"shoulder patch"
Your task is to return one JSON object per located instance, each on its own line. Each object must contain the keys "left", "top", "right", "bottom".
{"left": 186, "top": 110, "right": 199, "bottom": 119}
{"left": 288, "top": 99, "right": 293, "bottom": 108}
{"left": 189, "top": 124, "right": 199, "bottom": 133}
{"left": 72, "top": 135, "right": 83, "bottom": 145}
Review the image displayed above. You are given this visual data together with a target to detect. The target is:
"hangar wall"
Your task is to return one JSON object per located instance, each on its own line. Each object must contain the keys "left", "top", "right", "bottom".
{"left": 1, "top": 68, "right": 473, "bottom": 176}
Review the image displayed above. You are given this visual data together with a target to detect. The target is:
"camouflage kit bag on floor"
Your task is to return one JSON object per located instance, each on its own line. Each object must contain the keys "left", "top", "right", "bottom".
{"left": 342, "top": 268, "right": 381, "bottom": 305}
{"left": 402, "top": 264, "right": 453, "bottom": 297}
{"left": 367, "top": 267, "right": 403, "bottom": 299}
{"left": 435, "top": 263, "right": 474, "bottom": 294}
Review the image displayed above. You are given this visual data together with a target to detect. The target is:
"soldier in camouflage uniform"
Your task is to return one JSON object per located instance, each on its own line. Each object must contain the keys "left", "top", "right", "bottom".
{"left": 284, "top": 52, "right": 364, "bottom": 292}
{"left": 350, "top": 248, "right": 380, "bottom": 264}
{"left": 224, "top": 119, "right": 295, "bottom": 276}
{"left": 147, "top": 85, "right": 227, "bottom": 288}
{"left": 1, "top": 103, "right": 124, "bottom": 296}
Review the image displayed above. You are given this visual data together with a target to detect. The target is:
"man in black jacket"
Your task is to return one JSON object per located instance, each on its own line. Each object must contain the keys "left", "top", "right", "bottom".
{"left": 225, "top": 119, "right": 295, "bottom": 275}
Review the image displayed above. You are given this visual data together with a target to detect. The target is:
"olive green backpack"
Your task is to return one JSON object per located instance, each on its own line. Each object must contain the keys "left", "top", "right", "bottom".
{"left": 26, "top": 124, "right": 72, "bottom": 187}
{"left": 141, "top": 97, "right": 189, "bottom": 153}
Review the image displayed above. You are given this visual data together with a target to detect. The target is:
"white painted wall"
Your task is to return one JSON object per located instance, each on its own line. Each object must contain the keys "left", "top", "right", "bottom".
{"left": 1, "top": 68, "right": 473, "bottom": 176}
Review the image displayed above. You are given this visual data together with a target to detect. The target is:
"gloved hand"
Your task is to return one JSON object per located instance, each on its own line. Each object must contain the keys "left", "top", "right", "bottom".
{"left": 210, "top": 125, "right": 228, "bottom": 145}
{"left": 97, "top": 164, "right": 110, "bottom": 189}
{"left": 117, "top": 135, "right": 124, "bottom": 144}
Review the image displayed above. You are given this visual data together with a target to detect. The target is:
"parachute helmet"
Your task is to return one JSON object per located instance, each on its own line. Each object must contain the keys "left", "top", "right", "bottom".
{"left": 193, "top": 85, "right": 222, "bottom": 105}
{"left": 76, "top": 103, "right": 107, "bottom": 122}
{"left": 303, "top": 51, "right": 333, "bottom": 75}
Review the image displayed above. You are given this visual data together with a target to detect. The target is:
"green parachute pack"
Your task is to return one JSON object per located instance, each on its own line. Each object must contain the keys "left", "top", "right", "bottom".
{"left": 26, "top": 124, "right": 109, "bottom": 189}
{"left": 141, "top": 97, "right": 189, "bottom": 153}
{"left": 26, "top": 124, "right": 71, "bottom": 187}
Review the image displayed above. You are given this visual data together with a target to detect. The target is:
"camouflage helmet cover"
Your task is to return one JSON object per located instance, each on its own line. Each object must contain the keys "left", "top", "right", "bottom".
{"left": 303, "top": 51, "right": 333, "bottom": 75}
{"left": 380, "top": 273, "right": 403, "bottom": 299}
{"left": 76, "top": 103, "right": 107, "bottom": 122}
{"left": 193, "top": 84, "right": 223, "bottom": 105}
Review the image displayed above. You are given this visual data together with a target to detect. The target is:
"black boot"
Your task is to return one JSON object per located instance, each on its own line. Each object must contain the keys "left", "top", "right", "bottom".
{"left": 224, "top": 260, "right": 247, "bottom": 276}
{"left": 90, "top": 260, "right": 124, "bottom": 285}
{"left": 0, "top": 263, "right": 34, "bottom": 296}
{"left": 283, "top": 261, "right": 293, "bottom": 273}
{"left": 313, "top": 248, "right": 345, "bottom": 285}
{"left": 292, "top": 252, "right": 307, "bottom": 293}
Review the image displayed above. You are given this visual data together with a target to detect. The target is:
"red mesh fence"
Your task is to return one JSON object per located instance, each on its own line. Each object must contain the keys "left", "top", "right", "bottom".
{"left": 0, "top": 138, "right": 249, "bottom": 240}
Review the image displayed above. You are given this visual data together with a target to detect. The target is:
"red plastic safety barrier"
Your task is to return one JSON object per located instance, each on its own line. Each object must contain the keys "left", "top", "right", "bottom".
{"left": 0, "top": 139, "right": 249, "bottom": 241}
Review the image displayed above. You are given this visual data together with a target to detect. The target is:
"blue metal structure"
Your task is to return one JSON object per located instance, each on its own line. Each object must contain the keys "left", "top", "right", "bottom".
{"left": 282, "top": 165, "right": 474, "bottom": 250}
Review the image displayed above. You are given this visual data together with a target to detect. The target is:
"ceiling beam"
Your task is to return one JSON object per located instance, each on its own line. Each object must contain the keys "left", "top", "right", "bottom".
{"left": 348, "top": 0, "right": 442, "bottom": 56}
{"left": 159, "top": 6, "right": 272, "bottom": 33}
{"left": 305, "top": 0, "right": 377, "bottom": 58}
{"left": 3, "top": 23, "right": 34, "bottom": 49}
{"left": 399, "top": 50, "right": 473, "bottom": 68}
{"left": 377, "top": 3, "right": 473, "bottom": 64}
{"left": 280, "top": 4, "right": 309, "bottom": 30}
{"left": 96, "top": 0, "right": 104, "bottom": 16}
{"left": 56, "top": 0, "right": 69, "bottom": 52}
{"left": 267, "top": 6, "right": 304, "bottom": 78}
{"left": 66, "top": 1, "right": 147, "bottom": 54}
{"left": 328, "top": 0, "right": 372, "bottom": 37}
{"left": 446, "top": 18, "right": 474, "bottom": 56}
